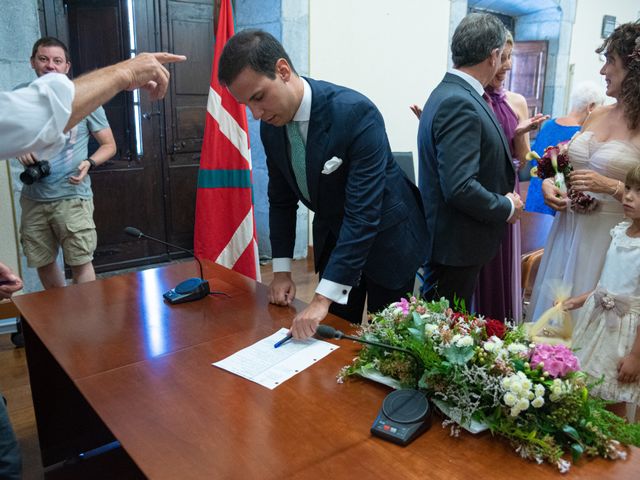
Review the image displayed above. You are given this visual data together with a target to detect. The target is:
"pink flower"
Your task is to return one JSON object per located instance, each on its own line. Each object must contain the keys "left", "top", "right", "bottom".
{"left": 395, "top": 298, "right": 410, "bottom": 315}
{"left": 530, "top": 344, "right": 580, "bottom": 378}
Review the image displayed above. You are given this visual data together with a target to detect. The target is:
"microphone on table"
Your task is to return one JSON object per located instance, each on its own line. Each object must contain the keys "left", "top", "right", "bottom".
{"left": 315, "top": 325, "right": 422, "bottom": 364}
{"left": 124, "top": 226, "right": 210, "bottom": 304}
{"left": 315, "top": 324, "right": 431, "bottom": 446}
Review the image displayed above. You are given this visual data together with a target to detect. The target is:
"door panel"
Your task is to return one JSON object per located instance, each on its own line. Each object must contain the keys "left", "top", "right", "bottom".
{"left": 160, "top": 0, "right": 214, "bottom": 249}
{"left": 40, "top": 0, "right": 219, "bottom": 270}
{"left": 65, "top": 0, "right": 169, "bottom": 271}
{"left": 506, "top": 40, "right": 547, "bottom": 117}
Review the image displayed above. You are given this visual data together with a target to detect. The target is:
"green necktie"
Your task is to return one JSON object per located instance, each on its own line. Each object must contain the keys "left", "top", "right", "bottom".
{"left": 286, "top": 122, "right": 309, "bottom": 202}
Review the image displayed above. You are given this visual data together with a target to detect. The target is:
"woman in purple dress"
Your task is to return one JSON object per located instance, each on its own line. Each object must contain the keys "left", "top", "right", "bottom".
{"left": 472, "top": 33, "right": 547, "bottom": 322}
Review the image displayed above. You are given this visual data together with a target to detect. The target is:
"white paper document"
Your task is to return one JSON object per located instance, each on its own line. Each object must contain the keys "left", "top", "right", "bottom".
{"left": 212, "top": 328, "right": 339, "bottom": 389}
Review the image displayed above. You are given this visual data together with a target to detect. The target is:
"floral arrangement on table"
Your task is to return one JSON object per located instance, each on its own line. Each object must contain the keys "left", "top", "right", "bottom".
{"left": 338, "top": 296, "right": 640, "bottom": 473}
{"left": 527, "top": 143, "right": 598, "bottom": 214}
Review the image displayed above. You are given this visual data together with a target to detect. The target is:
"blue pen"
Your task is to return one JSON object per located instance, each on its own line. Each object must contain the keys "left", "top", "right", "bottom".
{"left": 274, "top": 333, "right": 293, "bottom": 348}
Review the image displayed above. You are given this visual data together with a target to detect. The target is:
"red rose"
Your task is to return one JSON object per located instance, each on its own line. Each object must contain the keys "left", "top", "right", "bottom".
{"left": 485, "top": 319, "right": 506, "bottom": 339}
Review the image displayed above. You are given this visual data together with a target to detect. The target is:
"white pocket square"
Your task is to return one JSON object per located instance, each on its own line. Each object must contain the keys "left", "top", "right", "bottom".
{"left": 321, "top": 157, "right": 343, "bottom": 174}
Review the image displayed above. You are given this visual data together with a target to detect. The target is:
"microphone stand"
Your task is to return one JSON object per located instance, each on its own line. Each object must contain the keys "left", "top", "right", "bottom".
{"left": 124, "top": 226, "right": 213, "bottom": 304}
{"left": 316, "top": 325, "right": 431, "bottom": 445}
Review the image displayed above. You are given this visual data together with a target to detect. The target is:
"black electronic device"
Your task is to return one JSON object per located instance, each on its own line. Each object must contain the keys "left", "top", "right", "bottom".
{"left": 315, "top": 325, "right": 431, "bottom": 446}
{"left": 20, "top": 160, "right": 51, "bottom": 184}
{"left": 124, "top": 227, "right": 210, "bottom": 304}
{"left": 370, "top": 389, "right": 431, "bottom": 445}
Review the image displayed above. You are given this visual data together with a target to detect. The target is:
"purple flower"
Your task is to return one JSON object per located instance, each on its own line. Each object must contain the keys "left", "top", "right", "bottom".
{"left": 530, "top": 344, "right": 580, "bottom": 378}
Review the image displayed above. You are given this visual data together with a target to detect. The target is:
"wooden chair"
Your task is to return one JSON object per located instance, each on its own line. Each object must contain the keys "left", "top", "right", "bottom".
{"left": 521, "top": 248, "right": 544, "bottom": 303}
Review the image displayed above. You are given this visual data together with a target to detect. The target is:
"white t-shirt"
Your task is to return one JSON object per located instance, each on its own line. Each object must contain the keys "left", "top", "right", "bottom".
{"left": 0, "top": 73, "right": 74, "bottom": 159}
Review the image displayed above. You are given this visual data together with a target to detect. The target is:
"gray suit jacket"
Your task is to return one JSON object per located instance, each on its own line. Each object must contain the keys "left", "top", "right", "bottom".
{"left": 417, "top": 73, "right": 515, "bottom": 267}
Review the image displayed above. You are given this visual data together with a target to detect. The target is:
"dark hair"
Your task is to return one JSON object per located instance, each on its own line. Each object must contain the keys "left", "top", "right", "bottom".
{"left": 218, "top": 29, "right": 296, "bottom": 86}
{"left": 596, "top": 21, "right": 640, "bottom": 130}
{"left": 451, "top": 13, "right": 507, "bottom": 68}
{"left": 31, "top": 36, "right": 70, "bottom": 62}
{"left": 626, "top": 164, "right": 640, "bottom": 189}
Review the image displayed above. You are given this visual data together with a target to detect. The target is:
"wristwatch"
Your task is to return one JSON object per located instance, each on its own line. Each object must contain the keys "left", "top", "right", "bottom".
{"left": 85, "top": 158, "right": 97, "bottom": 170}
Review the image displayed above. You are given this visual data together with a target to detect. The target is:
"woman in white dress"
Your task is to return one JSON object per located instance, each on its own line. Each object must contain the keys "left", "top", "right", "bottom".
{"left": 528, "top": 21, "right": 640, "bottom": 321}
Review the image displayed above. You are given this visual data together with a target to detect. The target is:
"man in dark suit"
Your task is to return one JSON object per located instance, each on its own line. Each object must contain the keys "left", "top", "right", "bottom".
{"left": 418, "top": 13, "right": 523, "bottom": 309}
{"left": 218, "top": 30, "right": 427, "bottom": 339}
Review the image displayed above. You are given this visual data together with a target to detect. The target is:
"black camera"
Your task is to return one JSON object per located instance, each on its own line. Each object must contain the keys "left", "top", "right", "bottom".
{"left": 20, "top": 160, "right": 51, "bottom": 185}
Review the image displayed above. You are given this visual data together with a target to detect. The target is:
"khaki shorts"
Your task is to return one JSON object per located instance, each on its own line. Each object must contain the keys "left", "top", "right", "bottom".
{"left": 20, "top": 197, "right": 97, "bottom": 268}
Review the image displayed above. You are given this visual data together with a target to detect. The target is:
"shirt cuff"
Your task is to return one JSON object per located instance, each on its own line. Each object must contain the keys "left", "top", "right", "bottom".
{"left": 505, "top": 195, "right": 515, "bottom": 221}
{"left": 272, "top": 258, "right": 292, "bottom": 272}
{"left": 316, "top": 278, "right": 351, "bottom": 305}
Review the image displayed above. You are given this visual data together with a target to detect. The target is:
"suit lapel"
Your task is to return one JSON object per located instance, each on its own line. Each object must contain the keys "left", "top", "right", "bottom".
{"left": 444, "top": 73, "right": 515, "bottom": 174}
{"left": 304, "top": 77, "right": 331, "bottom": 207}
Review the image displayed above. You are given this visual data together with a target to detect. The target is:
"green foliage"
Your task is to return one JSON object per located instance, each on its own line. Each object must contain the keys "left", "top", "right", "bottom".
{"left": 338, "top": 296, "right": 639, "bottom": 472}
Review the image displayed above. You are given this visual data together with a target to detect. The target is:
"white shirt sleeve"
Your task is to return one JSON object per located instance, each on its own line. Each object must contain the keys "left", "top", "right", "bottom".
{"left": 272, "top": 257, "right": 292, "bottom": 272}
{"left": 505, "top": 195, "right": 515, "bottom": 221}
{"left": 273, "top": 257, "right": 351, "bottom": 304}
{"left": 316, "top": 278, "right": 351, "bottom": 305}
{"left": 0, "top": 74, "right": 74, "bottom": 159}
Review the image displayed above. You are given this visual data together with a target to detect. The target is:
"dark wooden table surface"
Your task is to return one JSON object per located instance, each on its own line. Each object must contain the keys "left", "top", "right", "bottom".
{"left": 13, "top": 261, "right": 640, "bottom": 479}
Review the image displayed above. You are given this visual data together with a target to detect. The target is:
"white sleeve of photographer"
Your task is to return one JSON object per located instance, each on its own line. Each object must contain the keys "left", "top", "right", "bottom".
{"left": 0, "top": 74, "right": 74, "bottom": 160}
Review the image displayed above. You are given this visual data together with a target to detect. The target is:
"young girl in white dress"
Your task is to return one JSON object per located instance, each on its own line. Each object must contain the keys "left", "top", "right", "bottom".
{"left": 563, "top": 164, "right": 640, "bottom": 419}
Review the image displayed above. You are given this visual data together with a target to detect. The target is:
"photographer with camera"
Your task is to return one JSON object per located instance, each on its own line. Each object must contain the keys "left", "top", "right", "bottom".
{"left": 16, "top": 37, "right": 116, "bottom": 289}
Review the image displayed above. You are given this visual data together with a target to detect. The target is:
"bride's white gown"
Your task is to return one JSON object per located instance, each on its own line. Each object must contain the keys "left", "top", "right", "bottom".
{"left": 528, "top": 131, "right": 640, "bottom": 321}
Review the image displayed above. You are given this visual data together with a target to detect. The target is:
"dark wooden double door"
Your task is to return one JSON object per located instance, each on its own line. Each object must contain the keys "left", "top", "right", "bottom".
{"left": 41, "top": 0, "right": 216, "bottom": 272}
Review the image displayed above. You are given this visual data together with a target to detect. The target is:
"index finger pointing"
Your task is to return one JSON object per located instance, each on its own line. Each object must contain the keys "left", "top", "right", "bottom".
{"left": 151, "top": 52, "right": 187, "bottom": 65}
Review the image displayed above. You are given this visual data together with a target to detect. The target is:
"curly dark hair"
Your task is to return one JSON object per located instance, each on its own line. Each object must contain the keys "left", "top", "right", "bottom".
{"left": 596, "top": 21, "right": 640, "bottom": 130}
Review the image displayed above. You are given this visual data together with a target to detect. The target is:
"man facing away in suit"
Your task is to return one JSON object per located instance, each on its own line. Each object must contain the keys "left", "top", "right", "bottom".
{"left": 218, "top": 29, "right": 427, "bottom": 339}
{"left": 418, "top": 13, "right": 523, "bottom": 309}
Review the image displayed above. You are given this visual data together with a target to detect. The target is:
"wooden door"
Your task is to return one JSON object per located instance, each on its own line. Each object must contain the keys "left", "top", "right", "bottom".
{"left": 159, "top": 0, "right": 214, "bottom": 249}
{"left": 506, "top": 40, "right": 548, "bottom": 117}
{"left": 41, "top": 0, "right": 214, "bottom": 272}
{"left": 65, "top": 0, "right": 169, "bottom": 271}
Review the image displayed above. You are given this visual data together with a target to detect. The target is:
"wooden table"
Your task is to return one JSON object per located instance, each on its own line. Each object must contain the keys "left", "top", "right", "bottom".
{"left": 14, "top": 261, "right": 639, "bottom": 479}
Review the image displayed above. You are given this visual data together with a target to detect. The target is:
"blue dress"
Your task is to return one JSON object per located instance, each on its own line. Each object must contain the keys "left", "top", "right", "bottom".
{"left": 524, "top": 119, "right": 580, "bottom": 216}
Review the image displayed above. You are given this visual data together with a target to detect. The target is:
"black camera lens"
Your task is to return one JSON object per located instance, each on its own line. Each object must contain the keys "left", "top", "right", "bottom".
{"left": 19, "top": 160, "right": 51, "bottom": 185}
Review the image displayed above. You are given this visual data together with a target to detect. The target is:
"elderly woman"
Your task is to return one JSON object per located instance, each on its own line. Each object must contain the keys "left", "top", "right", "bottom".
{"left": 528, "top": 21, "right": 640, "bottom": 322}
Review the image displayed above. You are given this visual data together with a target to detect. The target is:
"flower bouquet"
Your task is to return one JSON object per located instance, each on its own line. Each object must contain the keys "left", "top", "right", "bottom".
{"left": 339, "top": 296, "right": 640, "bottom": 472}
{"left": 527, "top": 144, "right": 598, "bottom": 214}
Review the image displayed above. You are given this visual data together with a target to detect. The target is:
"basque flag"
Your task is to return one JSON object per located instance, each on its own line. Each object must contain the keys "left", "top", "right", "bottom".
{"left": 194, "top": 0, "right": 260, "bottom": 280}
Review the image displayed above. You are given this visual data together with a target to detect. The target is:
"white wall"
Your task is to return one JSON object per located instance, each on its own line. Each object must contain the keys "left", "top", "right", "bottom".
{"left": 0, "top": 163, "right": 19, "bottom": 275}
{"left": 570, "top": 0, "right": 639, "bottom": 101}
{"left": 0, "top": 0, "right": 41, "bottom": 291}
{"left": 309, "top": 0, "right": 451, "bottom": 176}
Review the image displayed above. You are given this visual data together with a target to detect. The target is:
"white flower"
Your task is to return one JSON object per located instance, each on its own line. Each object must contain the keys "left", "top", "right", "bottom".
{"left": 534, "top": 384, "right": 545, "bottom": 397}
{"left": 510, "top": 407, "right": 522, "bottom": 417}
{"left": 510, "top": 382, "right": 523, "bottom": 394}
{"left": 516, "top": 398, "right": 530, "bottom": 411}
{"left": 424, "top": 324, "right": 438, "bottom": 336}
{"left": 521, "top": 379, "right": 532, "bottom": 391}
{"left": 504, "top": 392, "right": 517, "bottom": 407}
{"left": 455, "top": 335, "right": 474, "bottom": 348}
{"left": 532, "top": 396, "right": 545, "bottom": 408}
{"left": 508, "top": 343, "right": 528, "bottom": 355}
{"left": 502, "top": 377, "right": 512, "bottom": 389}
